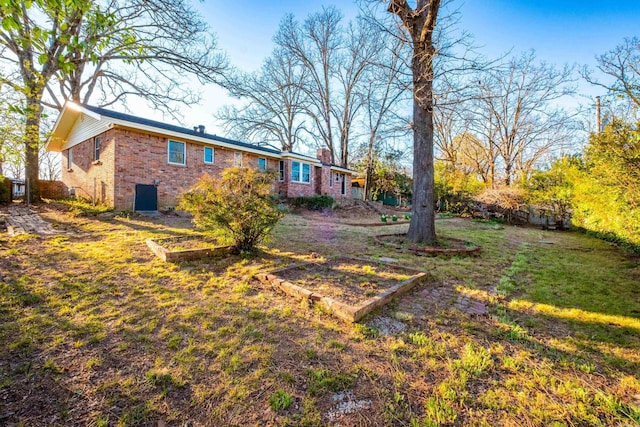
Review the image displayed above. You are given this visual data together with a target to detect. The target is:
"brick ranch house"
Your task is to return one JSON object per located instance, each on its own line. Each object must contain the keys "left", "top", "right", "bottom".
{"left": 46, "top": 103, "right": 353, "bottom": 211}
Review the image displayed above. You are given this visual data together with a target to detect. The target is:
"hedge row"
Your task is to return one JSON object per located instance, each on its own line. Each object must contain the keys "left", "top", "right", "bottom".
{"left": 290, "top": 195, "right": 334, "bottom": 210}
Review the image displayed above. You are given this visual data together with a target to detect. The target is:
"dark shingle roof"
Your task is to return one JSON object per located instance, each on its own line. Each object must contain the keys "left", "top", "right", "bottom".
{"left": 82, "top": 104, "right": 281, "bottom": 155}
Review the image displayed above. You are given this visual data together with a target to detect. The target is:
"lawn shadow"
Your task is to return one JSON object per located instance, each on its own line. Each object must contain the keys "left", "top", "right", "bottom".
{"left": 498, "top": 300, "right": 640, "bottom": 374}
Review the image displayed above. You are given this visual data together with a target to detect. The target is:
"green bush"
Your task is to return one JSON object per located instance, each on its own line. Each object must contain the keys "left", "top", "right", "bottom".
{"left": 0, "top": 176, "right": 10, "bottom": 203}
{"left": 269, "top": 390, "right": 293, "bottom": 411}
{"left": 571, "top": 120, "right": 640, "bottom": 251}
{"left": 179, "top": 168, "right": 286, "bottom": 255}
{"left": 55, "top": 197, "right": 114, "bottom": 216}
{"left": 290, "top": 195, "right": 334, "bottom": 210}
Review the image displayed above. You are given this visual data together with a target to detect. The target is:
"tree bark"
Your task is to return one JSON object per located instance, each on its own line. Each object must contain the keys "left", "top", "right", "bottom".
{"left": 389, "top": 0, "right": 440, "bottom": 244}
{"left": 24, "top": 96, "right": 43, "bottom": 201}
{"left": 406, "top": 47, "right": 436, "bottom": 242}
{"left": 364, "top": 133, "right": 376, "bottom": 201}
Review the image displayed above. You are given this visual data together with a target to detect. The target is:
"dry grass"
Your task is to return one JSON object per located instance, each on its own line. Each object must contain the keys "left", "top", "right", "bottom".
{"left": 273, "top": 258, "right": 415, "bottom": 305}
{"left": 0, "top": 203, "right": 638, "bottom": 426}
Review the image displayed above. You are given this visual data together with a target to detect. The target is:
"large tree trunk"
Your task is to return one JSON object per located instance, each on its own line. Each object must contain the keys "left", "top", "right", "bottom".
{"left": 24, "top": 97, "right": 43, "bottom": 202}
{"left": 340, "top": 132, "right": 349, "bottom": 168}
{"left": 363, "top": 132, "right": 376, "bottom": 201}
{"left": 388, "top": 0, "right": 440, "bottom": 244}
{"left": 406, "top": 48, "right": 436, "bottom": 243}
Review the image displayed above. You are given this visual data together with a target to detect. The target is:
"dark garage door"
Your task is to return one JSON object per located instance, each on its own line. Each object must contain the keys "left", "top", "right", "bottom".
{"left": 134, "top": 184, "right": 158, "bottom": 211}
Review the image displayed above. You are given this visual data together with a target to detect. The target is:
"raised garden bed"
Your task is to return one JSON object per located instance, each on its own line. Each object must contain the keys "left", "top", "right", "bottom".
{"left": 146, "top": 236, "right": 232, "bottom": 262}
{"left": 373, "top": 233, "right": 481, "bottom": 257}
{"left": 255, "top": 257, "right": 427, "bottom": 322}
{"left": 341, "top": 218, "right": 411, "bottom": 227}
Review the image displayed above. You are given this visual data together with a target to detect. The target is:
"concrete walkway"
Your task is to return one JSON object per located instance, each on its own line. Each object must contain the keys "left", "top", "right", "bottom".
{"left": 6, "top": 205, "right": 59, "bottom": 236}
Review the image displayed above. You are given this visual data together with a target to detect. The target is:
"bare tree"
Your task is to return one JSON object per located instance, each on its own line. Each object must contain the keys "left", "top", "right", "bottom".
{"left": 360, "top": 34, "right": 411, "bottom": 200}
{"left": 470, "top": 51, "right": 577, "bottom": 186}
{"left": 275, "top": 8, "right": 341, "bottom": 162}
{"left": 432, "top": 87, "right": 470, "bottom": 168}
{"left": 452, "top": 132, "right": 496, "bottom": 184}
{"left": 39, "top": 150, "right": 60, "bottom": 181}
{"left": 217, "top": 49, "right": 309, "bottom": 151}
{"left": 273, "top": 7, "right": 376, "bottom": 167}
{"left": 333, "top": 17, "right": 381, "bottom": 167}
{"left": 46, "top": 0, "right": 227, "bottom": 117}
{"left": 0, "top": 107, "right": 24, "bottom": 179}
{"left": 583, "top": 37, "right": 640, "bottom": 109}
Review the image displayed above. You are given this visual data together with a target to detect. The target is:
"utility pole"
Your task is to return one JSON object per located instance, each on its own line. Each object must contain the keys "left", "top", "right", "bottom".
{"left": 595, "top": 96, "right": 602, "bottom": 133}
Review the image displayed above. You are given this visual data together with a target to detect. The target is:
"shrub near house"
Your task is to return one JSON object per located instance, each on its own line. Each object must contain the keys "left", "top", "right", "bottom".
{"left": 0, "top": 176, "right": 10, "bottom": 203}
{"left": 179, "top": 168, "right": 286, "bottom": 254}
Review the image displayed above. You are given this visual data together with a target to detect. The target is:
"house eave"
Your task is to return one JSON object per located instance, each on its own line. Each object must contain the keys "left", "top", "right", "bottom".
{"left": 329, "top": 165, "right": 355, "bottom": 175}
{"left": 45, "top": 102, "right": 103, "bottom": 152}
{"left": 280, "top": 151, "right": 322, "bottom": 165}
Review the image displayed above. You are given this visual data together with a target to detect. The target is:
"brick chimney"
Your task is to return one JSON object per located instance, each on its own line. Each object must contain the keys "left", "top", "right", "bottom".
{"left": 316, "top": 148, "right": 332, "bottom": 164}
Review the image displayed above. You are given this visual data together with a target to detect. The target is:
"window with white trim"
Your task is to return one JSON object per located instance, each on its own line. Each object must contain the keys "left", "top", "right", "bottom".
{"left": 278, "top": 160, "right": 285, "bottom": 181}
{"left": 67, "top": 148, "right": 73, "bottom": 170}
{"left": 234, "top": 152, "right": 242, "bottom": 167}
{"left": 302, "top": 163, "right": 310, "bottom": 183}
{"left": 329, "top": 172, "right": 333, "bottom": 187}
{"left": 168, "top": 140, "right": 186, "bottom": 165}
{"left": 258, "top": 157, "right": 267, "bottom": 171}
{"left": 204, "top": 146, "right": 214, "bottom": 164}
{"left": 94, "top": 137, "right": 102, "bottom": 161}
{"left": 291, "top": 161, "right": 311, "bottom": 183}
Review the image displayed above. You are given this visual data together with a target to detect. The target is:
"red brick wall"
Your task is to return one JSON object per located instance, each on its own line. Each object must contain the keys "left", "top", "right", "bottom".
{"left": 279, "top": 159, "right": 315, "bottom": 198}
{"left": 316, "top": 168, "right": 351, "bottom": 199}
{"left": 277, "top": 158, "right": 353, "bottom": 200}
{"left": 60, "top": 127, "right": 351, "bottom": 210}
{"left": 111, "top": 128, "right": 280, "bottom": 210}
{"left": 38, "top": 180, "right": 67, "bottom": 200}
{"left": 317, "top": 148, "right": 332, "bottom": 163}
{"left": 61, "top": 129, "right": 116, "bottom": 205}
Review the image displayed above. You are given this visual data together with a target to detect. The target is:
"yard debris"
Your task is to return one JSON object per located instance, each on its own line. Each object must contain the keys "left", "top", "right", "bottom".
{"left": 367, "top": 316, "right": 407, "bottom": 336}
{"left": 326, "top": 391, "right": 372, "bottom": 422}
{"left": 255, "top": 257, "right": 427, "bottom": 322}
{"left": 6, "top": 204, "right": 59, "bottom": 235}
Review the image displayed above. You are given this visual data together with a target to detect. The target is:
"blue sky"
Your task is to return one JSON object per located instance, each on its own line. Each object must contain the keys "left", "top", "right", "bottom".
{"left": 171, "top": 0, "right": 640, "bottom": 134}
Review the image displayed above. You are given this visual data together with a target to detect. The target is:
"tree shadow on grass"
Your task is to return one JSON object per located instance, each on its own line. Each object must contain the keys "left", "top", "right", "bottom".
{"left": 448, "top": 287, "right": 640, "bottom": 378}
{"left": 497, "top": 302, "right": 640, "bottom": 375}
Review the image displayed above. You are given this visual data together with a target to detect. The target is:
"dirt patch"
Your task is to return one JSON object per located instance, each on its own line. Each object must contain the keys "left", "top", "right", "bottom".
{"left": 374, "top": 233, "right": 481, "bottom": 256}
{"left": 326, "top": 391, "right": 373, "bottom": 422}
{"left": 367, "top": 315, "right": 408, "bottom": 336}
{"left": 272, "top": 258, "right": 416, "bottom": 305}
{"left": 154, "top": 235, "right": 221, "bottom": 251}
{"left": 294, "top": 200, "right": 410, "bottom": 226}
{"left": 146, "top": 236, "right": 231, "bottom": 262}
{"left": 256, "top": 257, "right": 427, "bottom": 322}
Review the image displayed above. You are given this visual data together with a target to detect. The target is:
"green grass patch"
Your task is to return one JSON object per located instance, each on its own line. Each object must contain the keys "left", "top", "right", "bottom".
{"left": 307, "top": 368, "right": 357, "bottom": 396}
{"left": 0, "top": 208, "right": 638, "bottom": 426}
{"left": 269, "top": 389, "right": 293, "bottom": 411}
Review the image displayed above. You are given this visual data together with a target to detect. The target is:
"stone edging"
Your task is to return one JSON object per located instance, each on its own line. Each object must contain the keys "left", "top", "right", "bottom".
{"left": 373, "top": 233, "right": 481, "bottom": 257}
{"left": 341, "top": 220, "right": 410, "bottom": 227}
{"left": 254, "top": 256, "right": 428, "bottom": 323}
{"left": 146, "top": 237, "right": 232, "bottom": 262}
